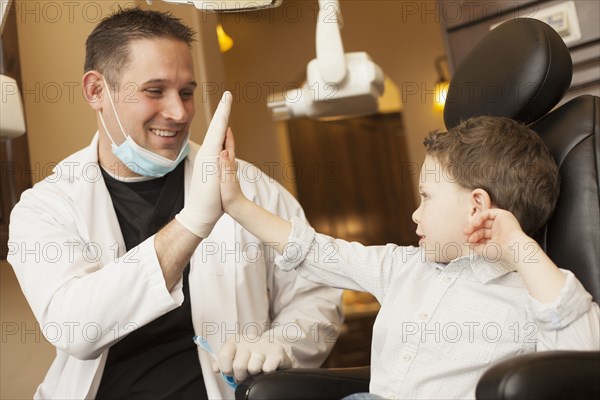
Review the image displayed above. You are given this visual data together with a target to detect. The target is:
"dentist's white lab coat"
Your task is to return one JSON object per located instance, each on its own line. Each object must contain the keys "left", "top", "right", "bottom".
{"left": 8, "top": 135, "right": 343, "bottom": 399}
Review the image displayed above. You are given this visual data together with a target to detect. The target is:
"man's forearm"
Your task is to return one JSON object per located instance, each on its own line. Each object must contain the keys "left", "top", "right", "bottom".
{"left": 155, "top": 219, "right": 203, "bottom": 290}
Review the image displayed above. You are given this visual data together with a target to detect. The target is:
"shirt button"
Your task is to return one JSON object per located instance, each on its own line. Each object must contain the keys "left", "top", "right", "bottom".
{"left": 403, "top": 353, "right": 412, "bottom": 362}
{"left": 442, "top": 276, "right": 452, "bottom": 283}
{"left": 419, "top": 312, "right": 428, "bottom": 320}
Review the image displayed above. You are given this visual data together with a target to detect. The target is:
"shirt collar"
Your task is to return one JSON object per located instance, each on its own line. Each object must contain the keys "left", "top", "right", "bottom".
{"left": 430, "top": 252, "right": 517, "bottom": 283}
{"left": 469, "top": 254, "right": 517, "bottom": 283}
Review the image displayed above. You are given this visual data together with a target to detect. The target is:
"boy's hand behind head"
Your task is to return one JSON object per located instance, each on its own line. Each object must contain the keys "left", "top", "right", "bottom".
{"left": 464, "top": 208, "right": 529, "bottom": 264}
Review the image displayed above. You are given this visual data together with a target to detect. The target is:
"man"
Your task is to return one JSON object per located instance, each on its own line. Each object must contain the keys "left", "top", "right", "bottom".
{"left": 8, "top": 8, "right": 342, "bottom": 399}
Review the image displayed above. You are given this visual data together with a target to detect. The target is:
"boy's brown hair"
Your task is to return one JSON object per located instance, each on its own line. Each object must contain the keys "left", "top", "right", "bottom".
{"left": 424, "top": 116, "right": 559, "bottom": 236}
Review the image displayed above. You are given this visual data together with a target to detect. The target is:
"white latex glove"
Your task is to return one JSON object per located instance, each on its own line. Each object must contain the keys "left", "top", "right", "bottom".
{"left": 176, "top": 92, "right": 232, "bottom": 237}
{"left": 217, "top": 333, "right": 293, "bottom": 381}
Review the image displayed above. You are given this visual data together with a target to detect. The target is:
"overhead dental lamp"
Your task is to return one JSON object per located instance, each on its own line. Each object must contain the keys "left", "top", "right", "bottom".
{"left": 152, "top": 0, "right": 385, "bottom": 120}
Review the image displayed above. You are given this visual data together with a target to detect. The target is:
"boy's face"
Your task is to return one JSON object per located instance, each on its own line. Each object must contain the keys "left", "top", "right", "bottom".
{"left": 100, "top": 37, "right": 197, "bottom": 163}
{"left": 412, "top": 155, "right": 474, "bottom": 263}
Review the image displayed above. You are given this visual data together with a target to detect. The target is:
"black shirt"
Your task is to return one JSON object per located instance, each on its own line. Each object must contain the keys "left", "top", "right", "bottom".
{"left": 96, "top": 162, "right": 208, "bottom": 400}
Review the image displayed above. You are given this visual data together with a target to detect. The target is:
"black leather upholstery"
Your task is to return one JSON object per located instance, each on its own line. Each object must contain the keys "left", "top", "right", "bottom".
{"left": 475, "top": 351, "right": 600, "bottom": 399}
{"left": 235, "top": 367, "right": 370, "bottom": 400}
{"left": 444, "top": 18, "right": 572, "bottom": 129}
{"left": 235, "top": 18, "right": 600, "bottom": 400}
{"left": 531, "top": 95, "right": 600, "bottom": 302}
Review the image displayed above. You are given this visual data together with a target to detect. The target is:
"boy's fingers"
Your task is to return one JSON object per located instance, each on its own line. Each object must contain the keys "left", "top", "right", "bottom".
{"left": 467, "top": 232, "right": 480, "bottom": 243}
{"left": 220, "top": 150, "right": 237, "bottom": 176}
{"left": 467, "top": 228, "right": 490, "bottom": 243}
{"left": 225, "top": 127, "right": 235, "bottom": 160}
{"left": 220, "top": 129, "right": 239, "bottom": 184}
{"left": 465, "top": 213, "right": 495, "bottom": 234}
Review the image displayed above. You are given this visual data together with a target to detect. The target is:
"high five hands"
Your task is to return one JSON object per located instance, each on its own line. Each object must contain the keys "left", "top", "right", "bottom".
{"left": 175, "top": 91, "right": 232, "bottom": 238}
{"left": 180, "top": 92, "right": 292, "bottom": 382}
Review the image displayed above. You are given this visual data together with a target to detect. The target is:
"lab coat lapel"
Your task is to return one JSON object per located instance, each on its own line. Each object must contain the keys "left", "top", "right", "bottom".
{"left": 51, "top": 133, "right": 120, "bottom": 398}
{"left": 74, "top": 134, "right": 127, "bottom": 262}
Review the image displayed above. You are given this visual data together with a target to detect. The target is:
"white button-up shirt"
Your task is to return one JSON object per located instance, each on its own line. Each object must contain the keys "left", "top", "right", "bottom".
{"left": 277, "top": 218, "right": 600, "bottom": 399}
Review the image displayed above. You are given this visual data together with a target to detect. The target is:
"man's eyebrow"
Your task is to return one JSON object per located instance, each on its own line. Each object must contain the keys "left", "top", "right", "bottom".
{"left": 142, "top": 79, "right": 198, "bottom": 88}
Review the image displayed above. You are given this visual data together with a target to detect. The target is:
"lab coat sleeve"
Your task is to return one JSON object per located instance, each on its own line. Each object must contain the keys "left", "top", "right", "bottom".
{"left": 7, "top": 183, "right": 183, "bottom": 360}
{"left": 251, "top": 174, "right": 344, "bottom": 368}
{"left": 529, "top": 269, "right": 600, "bottom": 351}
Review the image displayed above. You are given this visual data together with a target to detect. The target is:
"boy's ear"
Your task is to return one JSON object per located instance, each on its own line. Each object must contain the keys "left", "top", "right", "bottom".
{"left": 82, "top": 71, "right": 104, "bottom": 111}
{"left": 470, "top": 188, "right": 492, "bottom": 216}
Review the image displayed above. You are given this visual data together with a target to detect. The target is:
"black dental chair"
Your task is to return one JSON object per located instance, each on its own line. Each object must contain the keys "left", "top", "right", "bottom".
{"left": 235, "top": 18, "right": 600, "bottom": 400}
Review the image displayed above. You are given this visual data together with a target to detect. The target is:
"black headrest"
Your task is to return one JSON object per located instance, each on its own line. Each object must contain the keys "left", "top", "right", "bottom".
{"left": 444, "top": 18, "right": 573, "bottom": 129}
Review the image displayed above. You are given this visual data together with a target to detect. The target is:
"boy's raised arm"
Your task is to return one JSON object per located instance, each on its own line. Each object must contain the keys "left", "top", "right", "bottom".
{"left": 220, "top": 130, "right": 292, "bottom": 254}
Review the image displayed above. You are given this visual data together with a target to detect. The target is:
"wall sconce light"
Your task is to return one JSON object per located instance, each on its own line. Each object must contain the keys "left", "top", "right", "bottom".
{"left": 216, "top": 23, "right": 233, "bottom": 53}
{"left": 434, "top": 55, "right": 449, "bottom": 111}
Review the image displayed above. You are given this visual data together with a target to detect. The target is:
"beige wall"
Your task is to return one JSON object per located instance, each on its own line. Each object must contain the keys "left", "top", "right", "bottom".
{"left": 3, "top": 0, "right": 446, "bottom": 397}
{"left": 14, "top": 0, "right": 447, "bottom": 198}
{"left": 1, "top": 261, "right": 55, "bottom": 399}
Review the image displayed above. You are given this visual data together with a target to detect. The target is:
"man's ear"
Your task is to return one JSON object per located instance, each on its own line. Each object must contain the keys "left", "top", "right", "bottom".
{"left": 82, "top": 71, "right": 104, "bottom": 111}
{"left": 470, "top": 188, "right": 492, "bottom": 216}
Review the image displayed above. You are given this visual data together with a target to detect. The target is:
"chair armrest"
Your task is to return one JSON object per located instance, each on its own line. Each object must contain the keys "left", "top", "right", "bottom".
{"left": 476, "top": 351, "right": 600, "bottom": 399}
{"left": 235, "top": 366, "right": 370, "bottom": 400}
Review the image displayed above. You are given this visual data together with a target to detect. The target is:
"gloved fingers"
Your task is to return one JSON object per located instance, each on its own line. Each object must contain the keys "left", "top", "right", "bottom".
{"left": 210, "top": 359, "right": 220, "bottom": 373}
{"left": 262, "top": 350, "right": 285, "bottom": 373}
{"left": 232, "top": 346, "right": 252, "bottom": 381}
{"left": 195, "top": 157, "right": 222, "bottom": 192}
{"left": 200, "top": 91, "right": 232, "bottom": 155}
{"left": 247, "top": 352, "right": 267, "bottom": 375}
{"left": 217, "top": 339, "right": 237, "bottom": 376}
{"left": 176, "top": 155, "right": 223, "bottom": 237}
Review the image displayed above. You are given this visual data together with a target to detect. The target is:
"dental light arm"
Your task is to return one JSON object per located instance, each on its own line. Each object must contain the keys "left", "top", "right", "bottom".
{"left": 316, "top": 0, "right": 347, "bottom": 84}
{"left": 268, "top": 0, "right": 384, "bottom": 120}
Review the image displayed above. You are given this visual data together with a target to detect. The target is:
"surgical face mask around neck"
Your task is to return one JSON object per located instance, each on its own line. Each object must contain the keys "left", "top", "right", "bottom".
{"left": 97, "top": 77, "right": 190, "bottom": 178}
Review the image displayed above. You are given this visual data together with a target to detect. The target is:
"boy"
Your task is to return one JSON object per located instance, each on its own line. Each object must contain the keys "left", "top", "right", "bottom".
{"left": 217, "top": 116, "right": 599, "bottom": 399}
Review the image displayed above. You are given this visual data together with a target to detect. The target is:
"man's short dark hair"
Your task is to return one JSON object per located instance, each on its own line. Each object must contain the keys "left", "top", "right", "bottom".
{"left": 84, "top": 7, "right": 195, "bottom": 85}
